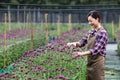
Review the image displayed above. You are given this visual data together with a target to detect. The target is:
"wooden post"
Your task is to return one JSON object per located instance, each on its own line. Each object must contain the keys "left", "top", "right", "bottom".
{"left": 8, "top": 5, "right": 11, "bottom": 31}
{"left": 119, "top": 15, "right": 120, "bottom": 30}
{"left": 68, "top": 14, "right": 71, "bottom": 31}
{"left": 78, "top": 13, "right": 81, "bottom": 24}
{"left": 37, "top": 8, "right": 40, "bottom": 23}
{"left": 45, "top": 13, "right": 48, "bottom": 44}
{"left": 17, "top": 5, "right": 20, "bottom": 29}
{"left": 30, "top": 23, "right": 34, "bottom": 50}
{"left": 24, "top": 6, "right": 26, "bottom": 28}
{"left": 26, "top": 13, "right": 29, "bottom": 29}
{"left": 57, "top": 15, "right": 60, "bottom": 37}
{"left": 4, "top": 13, "right": 7, "bottom": 68}
{"left": 33, "top": 8, "right": 36, "bottom": 26}
{"left": 112, "top": 20, "right": 115, "bottom": 40}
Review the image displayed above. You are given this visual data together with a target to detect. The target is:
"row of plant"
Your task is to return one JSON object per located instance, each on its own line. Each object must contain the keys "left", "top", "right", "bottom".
{"left": 0, "top": 28, "right": 46, "bottom": 69}
{"left": 0, "top": 22, "right": 118, "bottom": 73}
{"left": 0, "top": 23, "right": 85, "bottom": 69}
{"left": 0, "top": 23, "right": 74, "bottom": 74}
{"left": 0, "top": 22, "right": 118, "bottom": 38}
{"left": 0, "top": 29, "right": 87, "bottom": 80}
{"left": 117, "top": 29, "right": 120, "bottom": 54}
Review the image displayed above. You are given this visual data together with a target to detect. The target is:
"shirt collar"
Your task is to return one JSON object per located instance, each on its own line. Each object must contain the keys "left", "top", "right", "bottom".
{"left": 92, "top": 26, "right": 103, "bottom": 32}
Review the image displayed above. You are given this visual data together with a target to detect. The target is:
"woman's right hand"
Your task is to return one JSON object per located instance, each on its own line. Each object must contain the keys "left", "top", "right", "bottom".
{"left": 72, "top": 52, "right": 84, "bottom": 59}
{"left": 67, "top": 42, "right": 77, "bottom": 47}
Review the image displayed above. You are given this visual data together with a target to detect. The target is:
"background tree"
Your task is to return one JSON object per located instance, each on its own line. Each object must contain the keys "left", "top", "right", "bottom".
{"left": 0, "top": 0, "right": 119, "bottom": 8}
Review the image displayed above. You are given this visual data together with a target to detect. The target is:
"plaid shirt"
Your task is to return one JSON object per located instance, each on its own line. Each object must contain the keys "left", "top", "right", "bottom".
{"left": 80, "top": 27, "right": 108, "bottom": 56}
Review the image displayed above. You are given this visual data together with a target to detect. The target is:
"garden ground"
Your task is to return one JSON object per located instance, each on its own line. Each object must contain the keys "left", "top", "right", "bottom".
{"left": 105, "top": 43, "right": 120, "bottom": 80}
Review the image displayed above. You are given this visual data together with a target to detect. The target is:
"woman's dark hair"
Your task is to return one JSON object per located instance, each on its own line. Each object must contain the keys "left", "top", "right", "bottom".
{"left": 87, "top": 10, "right": 101, "bottom": 22}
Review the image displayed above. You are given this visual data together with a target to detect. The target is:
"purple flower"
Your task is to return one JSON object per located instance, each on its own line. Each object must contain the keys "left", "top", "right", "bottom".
{"left": 33, "top": 78, "right": 38, "bottom": 80}
{"left": 46, "top": 56, "right": 53, "bottom": 59}
{"left": 49, "top": 75, "right": 54, "bottom": 79}
{"left": 20, "top": 70, "right": 23, "bottom": 72}
{"left": 26, "top": 77, "right": 32, "bottom": 80}
{"left": 69, "top": 71, "right": 74, "bottom": 74}
{"left": 41, "top": 68, "right": 47, "bottom": 73}
{"left": 25, "top": 71, "right": 29, "bottom": 74}
{"left": 56, "top": 74, "right": 65, "bottom": 79}
{"left": 61, "top": 68, "right": 66, "bottom": 71}
{"left": 76, "top": 66, "right": 81, "bottom": 70}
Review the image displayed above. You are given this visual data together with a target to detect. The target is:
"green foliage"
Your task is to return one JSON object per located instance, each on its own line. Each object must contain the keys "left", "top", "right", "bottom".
{"left": 103, "top": 23, "right": 118, "bottom": 41}
{"left": 0, "top": 35, "right": 46, "bottom": 68}
{"left": 2, "top": 47, "right": 87, "bottom": 79}
{"left": 0, "top": 27, "right": 87, "bottom": 79}
{"left": 0, "top": 41, "right": 29, "bottom": 68}
{"left": 33, "top": 35, "right": 46, "bottom": 49}
{"left": 0, "top": 63, "right": 13, "bottom": 73}
{"left": 0, "top": 22, "right": 118, "bottom": 76}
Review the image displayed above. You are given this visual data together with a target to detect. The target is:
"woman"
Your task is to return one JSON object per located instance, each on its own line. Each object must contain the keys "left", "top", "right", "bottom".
{"left": 67, "top": 10, "right": 108, "bottom": 80}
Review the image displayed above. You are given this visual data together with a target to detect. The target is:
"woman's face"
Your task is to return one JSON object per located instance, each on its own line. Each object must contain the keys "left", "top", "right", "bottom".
{"left": 87, "top": 16, "right": 99, "bottom": 29}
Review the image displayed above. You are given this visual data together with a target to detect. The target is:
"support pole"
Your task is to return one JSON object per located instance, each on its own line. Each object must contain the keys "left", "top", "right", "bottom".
{"left": 57, "top": 15, "right": 60, "bottom": 37}
{"left": 4, "top": 13, "right": 7, "bottom": 68}
{"left": 45, "top": 13, "right": 48, "bottom": 44}
{"left": 68, "top": 14, "right": 71, "bottom": 31}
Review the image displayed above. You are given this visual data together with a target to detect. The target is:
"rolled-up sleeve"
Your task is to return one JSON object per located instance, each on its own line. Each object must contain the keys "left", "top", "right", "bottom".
{"left": 89, "top": 30, "right": 108, "bottom": 56}
{"left": 80, "top": 31, "right": 89, "bottom": 47}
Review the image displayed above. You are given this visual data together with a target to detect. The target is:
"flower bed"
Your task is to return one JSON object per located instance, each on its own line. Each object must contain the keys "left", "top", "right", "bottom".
{"left": 0, "top": 28, "right": 46, "bottom": 69}
{"left": 1, "top": 29, "right": 87, "bottom": 80}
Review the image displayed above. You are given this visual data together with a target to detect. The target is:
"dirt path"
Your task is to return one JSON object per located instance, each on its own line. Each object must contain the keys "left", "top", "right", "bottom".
{"left": 105, "top": 43, "right": 120, "bottom": 80}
